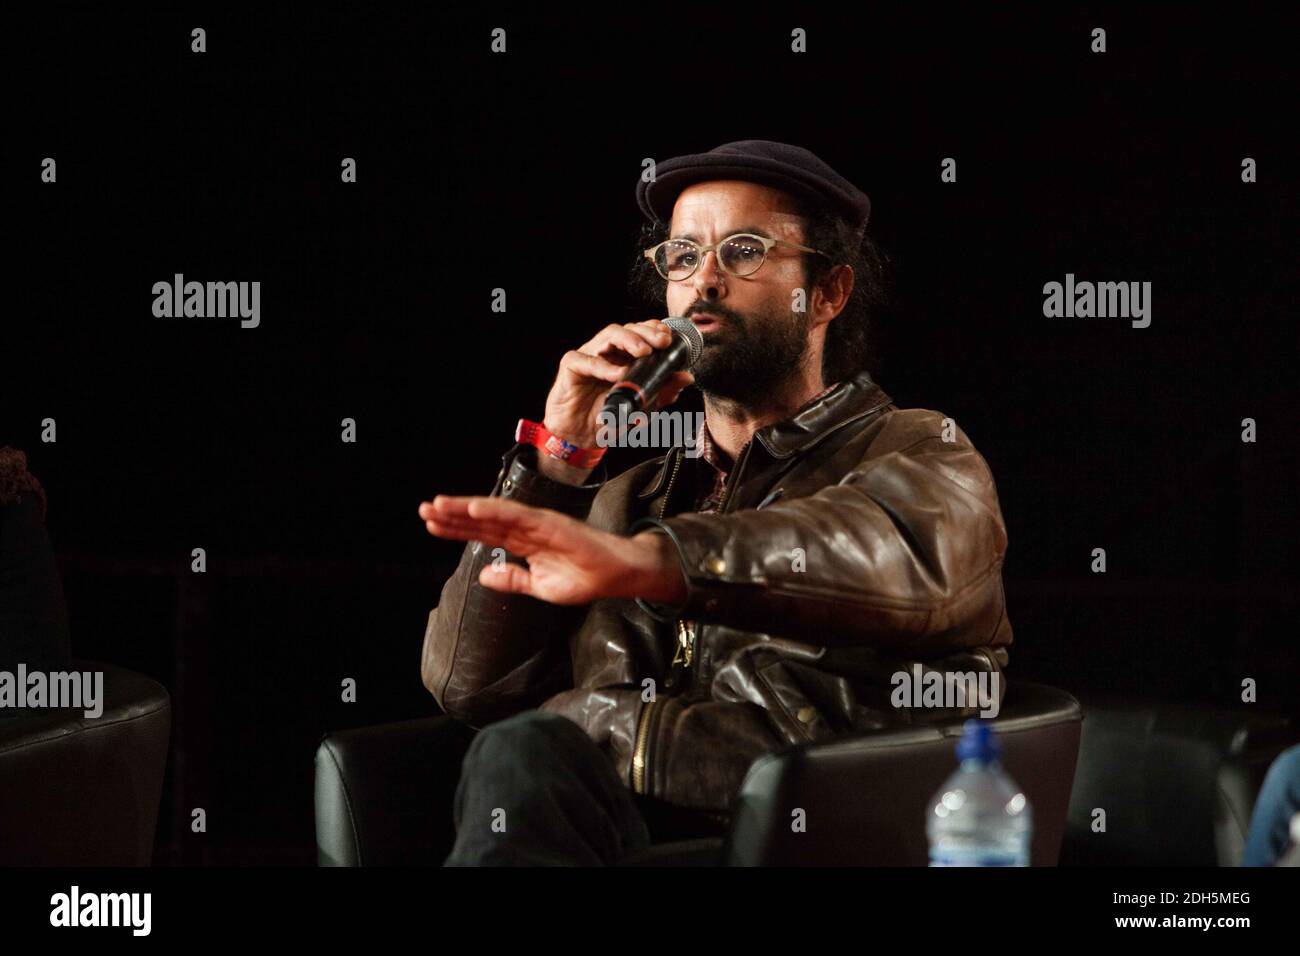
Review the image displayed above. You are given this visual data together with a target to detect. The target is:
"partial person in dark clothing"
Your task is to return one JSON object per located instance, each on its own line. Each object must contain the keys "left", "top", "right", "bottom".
{"left": 0, "top": 447, "right": 72, "bottom": 713}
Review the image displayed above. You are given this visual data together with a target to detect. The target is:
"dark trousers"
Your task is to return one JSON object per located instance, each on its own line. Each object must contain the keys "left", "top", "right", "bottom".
{"left": 443, "top": 709, "right": 726, "bottom": 866}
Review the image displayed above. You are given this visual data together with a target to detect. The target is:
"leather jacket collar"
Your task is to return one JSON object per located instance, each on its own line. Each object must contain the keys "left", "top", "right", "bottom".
{"left": 637, "top": 369, "right": 893, "bottom": 499}
{"left": 756, "top": 369, "right": 892, "bottom": 459}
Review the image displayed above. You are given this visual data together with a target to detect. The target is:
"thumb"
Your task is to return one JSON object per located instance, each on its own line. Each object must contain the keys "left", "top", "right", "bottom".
{"left": 479, "top": 560, "right": 532, "bottom": 595}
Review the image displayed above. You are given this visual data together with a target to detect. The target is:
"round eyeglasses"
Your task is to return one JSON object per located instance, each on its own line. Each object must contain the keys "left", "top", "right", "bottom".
{"left": 643, "top": 232, "right": 828, "bottom": 281}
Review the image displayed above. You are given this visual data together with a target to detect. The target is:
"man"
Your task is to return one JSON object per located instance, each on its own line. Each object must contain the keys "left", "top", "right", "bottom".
{"left": 418, "top": 140, "right": 1013, "bottom": 865}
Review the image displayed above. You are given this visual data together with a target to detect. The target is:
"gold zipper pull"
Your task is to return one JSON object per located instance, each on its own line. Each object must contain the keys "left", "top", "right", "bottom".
{"left": 671, "top": 619, "right": 696, "bottom": 668}
{"left": 672, "top": 619, "right": 697, "bottom": 668}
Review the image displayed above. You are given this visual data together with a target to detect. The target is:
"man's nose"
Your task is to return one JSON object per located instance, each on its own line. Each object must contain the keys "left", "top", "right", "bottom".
{"left": 691, "top": 249, "right": 728, "bottom": 301}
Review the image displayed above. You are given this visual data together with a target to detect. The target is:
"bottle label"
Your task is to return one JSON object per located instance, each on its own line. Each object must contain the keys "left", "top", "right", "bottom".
{"left": 929, "top": 848, "right": 1026, "bottom": 867}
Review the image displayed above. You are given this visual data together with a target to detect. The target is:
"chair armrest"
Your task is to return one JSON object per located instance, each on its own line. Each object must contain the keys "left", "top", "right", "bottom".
{"left": 314, "top": 714, "right": 476, "bottom": 866}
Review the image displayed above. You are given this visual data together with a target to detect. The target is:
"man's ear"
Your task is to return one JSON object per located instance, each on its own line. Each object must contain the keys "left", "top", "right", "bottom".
{"left": 813, "top": 263, "right": 855, "bottom": 323}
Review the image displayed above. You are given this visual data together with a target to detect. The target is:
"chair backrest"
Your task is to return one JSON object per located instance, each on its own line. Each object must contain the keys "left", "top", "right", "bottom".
{"left": 723, "top": 681, "right": 1082, "bottom": 865}
{"left": 1061, "top": 696, "right": 1296, "bottom": 866}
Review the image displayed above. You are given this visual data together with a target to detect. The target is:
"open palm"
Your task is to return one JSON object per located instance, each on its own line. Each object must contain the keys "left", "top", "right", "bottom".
{"left": 418, "top": 494, "right": 639, "bottom": 605}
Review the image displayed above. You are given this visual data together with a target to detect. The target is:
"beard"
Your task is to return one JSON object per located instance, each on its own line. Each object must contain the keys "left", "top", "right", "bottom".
{"left": 686, "top": 300, "right": 812, "bottom": 405}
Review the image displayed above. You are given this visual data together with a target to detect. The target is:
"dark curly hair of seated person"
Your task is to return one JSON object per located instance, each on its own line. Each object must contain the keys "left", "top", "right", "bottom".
{"left": 0, "top": 447, "right": 48, "bottom": 523}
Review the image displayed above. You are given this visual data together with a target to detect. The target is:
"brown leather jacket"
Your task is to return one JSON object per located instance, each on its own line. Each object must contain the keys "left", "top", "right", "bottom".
{"left": 421, "top": 370, "right": 1013, "bottom": 814}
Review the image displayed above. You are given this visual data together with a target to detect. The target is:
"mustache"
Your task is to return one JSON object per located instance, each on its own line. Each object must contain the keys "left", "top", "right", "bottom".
{"left": 685, "top": 304, "right": 745, "bottom": 325}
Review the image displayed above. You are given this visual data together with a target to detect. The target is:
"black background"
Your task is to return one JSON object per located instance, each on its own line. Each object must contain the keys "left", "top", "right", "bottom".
{"left": 6, "top": 7, "right": 1298, "bottom": 863}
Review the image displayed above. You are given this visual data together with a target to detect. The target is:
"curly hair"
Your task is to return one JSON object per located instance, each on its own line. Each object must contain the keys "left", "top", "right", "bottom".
{"left": 627, "top": 191, "right": 893, "bottom": 384}
{"left": 0, "top": 447, "right": 47, "bottom": 522}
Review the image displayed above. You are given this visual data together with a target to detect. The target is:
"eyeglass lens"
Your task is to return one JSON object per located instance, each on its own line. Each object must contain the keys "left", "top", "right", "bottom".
{"left": 656, "top": 235, "right": 768, "bottom": 279}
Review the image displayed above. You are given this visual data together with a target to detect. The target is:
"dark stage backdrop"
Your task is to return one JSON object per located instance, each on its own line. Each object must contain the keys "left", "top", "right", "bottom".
{"left": 6, "top": 8, "right": 1297, "bottom": 863}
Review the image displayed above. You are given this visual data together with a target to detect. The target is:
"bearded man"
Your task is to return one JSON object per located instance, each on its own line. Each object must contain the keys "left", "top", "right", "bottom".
{"left": 418, "top": 140, "right": 1013, "bottom": 865}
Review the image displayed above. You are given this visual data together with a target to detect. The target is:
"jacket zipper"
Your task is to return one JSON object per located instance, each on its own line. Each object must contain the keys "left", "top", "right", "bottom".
{"left": 680, "top": 439, "right": 754, "bottom": 682}
{"left": 716, "top": 438, "right": 753, "bottom": 516}
{"left": 634, "top": 439, "right": 753, "bottom": 793}
{"left": 675, "top": 440, "right": 755, "bottom": 687}
{"left": 631, "top": 697, "right": 660, "bottom": 793}
{"left": 633, "top": 447, "right": 685, "bottom": 793}
{"left": 655, "top": 447, "right": 684, "bottom": 519}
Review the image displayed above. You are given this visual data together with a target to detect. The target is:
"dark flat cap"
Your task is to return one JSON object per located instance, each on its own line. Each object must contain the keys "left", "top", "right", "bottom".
{"left": 636, "top": 139, "right": 871, "bottom": 233}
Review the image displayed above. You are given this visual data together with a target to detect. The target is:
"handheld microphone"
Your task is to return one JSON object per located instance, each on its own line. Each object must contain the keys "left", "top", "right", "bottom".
{"left": 600, "top": 317, "right": 703, "bottom": 421}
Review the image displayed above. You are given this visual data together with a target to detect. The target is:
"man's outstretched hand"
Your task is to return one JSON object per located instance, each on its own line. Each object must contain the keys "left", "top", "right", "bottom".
{"left": 418, "top": 495, "right": 688, "bottom": 608}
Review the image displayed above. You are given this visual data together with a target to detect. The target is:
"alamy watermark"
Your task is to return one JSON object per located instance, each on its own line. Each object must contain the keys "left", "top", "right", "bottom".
{"left": 152, "top": 274, "right": 260, "bottom": 328}
{"left": 50, "top": 886, "right": 151, "bottom": 936}
{"left": 890, "top": 664, "right": 1001, "bottom": 718}
{"left": 596, "top": 406, "right": 705, "bottom": 457}
{"left": 0, "top": 665, "right": 104, "bottom": 718}
{"left": 1043, "top": 273, "right": 1151, "bottom": 328}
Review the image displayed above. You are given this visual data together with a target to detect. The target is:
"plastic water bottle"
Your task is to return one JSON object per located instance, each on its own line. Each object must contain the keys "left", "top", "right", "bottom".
{"left": 927, "top": 720, "right": 1033, "bottom": 866}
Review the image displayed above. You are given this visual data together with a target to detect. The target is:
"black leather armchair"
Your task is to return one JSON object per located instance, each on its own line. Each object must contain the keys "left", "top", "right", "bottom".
{"left": 0, "top": 465, "right": 173, "bottom": 866}
{"left": 1060, "top": 695, "right": 1297, "bottom": 866}
{"left": 315, "top": 681, "right": 1082, "bottom": 866}
{"left": 0, "top": 659, "right": 171, "bottom": 866}
{"left": 315, "top": 713, "right": 477, "bottom": 867}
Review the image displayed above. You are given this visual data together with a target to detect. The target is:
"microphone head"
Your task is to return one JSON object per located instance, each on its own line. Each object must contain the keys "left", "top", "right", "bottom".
{"left": 663, "top": 317, "right": 704, "bottom": 368}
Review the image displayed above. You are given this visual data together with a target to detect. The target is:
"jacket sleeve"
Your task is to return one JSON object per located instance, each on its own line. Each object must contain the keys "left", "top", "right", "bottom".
{"left": 628, "top": 410, "right": 1011, "bottom": 658}
{"left": 420, "top": 441, "right": 610, "bottom": 727}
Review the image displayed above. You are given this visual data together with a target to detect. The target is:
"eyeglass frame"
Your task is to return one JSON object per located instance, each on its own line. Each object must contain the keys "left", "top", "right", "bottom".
{"left": 643, "top": 231, "right": 830, "bottom": 281}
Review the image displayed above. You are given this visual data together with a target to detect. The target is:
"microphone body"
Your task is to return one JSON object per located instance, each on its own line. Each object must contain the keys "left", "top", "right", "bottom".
{"left": 600, "top": 317, "right": 703, "bottom": 420}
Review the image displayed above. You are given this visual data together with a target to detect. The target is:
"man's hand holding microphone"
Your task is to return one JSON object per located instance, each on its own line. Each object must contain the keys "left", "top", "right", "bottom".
{"left": 416, "top": 318, "right": 700, "bottom": 607}
{"left": 535, "top": 318, "right": 697, "bottom": 485}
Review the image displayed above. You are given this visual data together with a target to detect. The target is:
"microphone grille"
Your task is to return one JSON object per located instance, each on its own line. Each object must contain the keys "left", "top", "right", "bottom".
{"left": 663, "top": 317, "right": 704, "bottom": 368}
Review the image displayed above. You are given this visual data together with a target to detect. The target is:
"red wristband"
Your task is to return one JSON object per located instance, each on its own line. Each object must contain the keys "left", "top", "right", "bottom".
{"left": 515, "top": 418, "right": 606, "bottom": 469}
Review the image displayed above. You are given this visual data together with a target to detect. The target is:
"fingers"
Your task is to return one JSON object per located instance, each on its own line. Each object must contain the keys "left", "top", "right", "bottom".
{"left": 418, "top": 494, "right": 471, "bottom": 519}
{"left": 418, "top": 495, "right": 552, "bottom": 553}
{"left": 478, "top": 561, "right": 531, "bottom": 594}
{"left": 421, "top": 494, "right": 529, "bottom": 521}
{"left": 551, "top": 321, "right": 677, "bottom": 411}
{"left": 424, "top": 517, "right": 520, "bottom": 554}
{"left": 560, "top": 349, "right": 626, "bottom": 383}
{"left": 581, "top": 321, "right": 674, "bottom": 367}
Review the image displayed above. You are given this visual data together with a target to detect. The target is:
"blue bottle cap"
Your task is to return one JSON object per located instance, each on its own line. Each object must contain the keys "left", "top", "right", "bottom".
{"left": 956, "top": 718, "right": 1002, "bottom": 762}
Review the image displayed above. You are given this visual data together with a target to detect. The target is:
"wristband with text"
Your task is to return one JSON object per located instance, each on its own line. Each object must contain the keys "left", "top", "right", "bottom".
{"left": 515, "top": 418, "right": 606, "bottom": 469}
